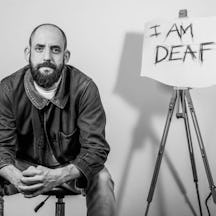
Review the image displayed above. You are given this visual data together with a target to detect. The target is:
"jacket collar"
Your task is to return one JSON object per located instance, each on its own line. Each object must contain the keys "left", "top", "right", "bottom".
{"left": 24, "top": 66, "right": 69, "bottom": 110}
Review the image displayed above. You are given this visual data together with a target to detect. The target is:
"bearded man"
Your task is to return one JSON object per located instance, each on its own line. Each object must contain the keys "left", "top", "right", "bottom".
{"left": 0, "top": 23, "right": 115, "bottom": 216}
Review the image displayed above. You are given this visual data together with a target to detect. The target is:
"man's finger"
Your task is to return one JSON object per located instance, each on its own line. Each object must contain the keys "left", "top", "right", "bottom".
{"left": 19, "top": 183, "right": 44, "bottom": 193}
{"left": 21, "top": 176, "right": 43, "bottom": 185}
{"left": 22, "top": 167, "right": 42, "bottom": 177}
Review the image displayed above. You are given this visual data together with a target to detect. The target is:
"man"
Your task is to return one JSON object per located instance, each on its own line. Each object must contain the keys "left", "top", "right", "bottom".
{"left": 0, "top": 23, "right": 115, "bottom": 215}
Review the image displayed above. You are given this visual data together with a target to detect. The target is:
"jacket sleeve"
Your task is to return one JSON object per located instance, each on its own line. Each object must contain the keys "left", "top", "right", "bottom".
{"left": 0, "top": 81, "right": 16, "bottom": 169}
{"left": 73, "top": 79, "right": 110, "bottom": 186}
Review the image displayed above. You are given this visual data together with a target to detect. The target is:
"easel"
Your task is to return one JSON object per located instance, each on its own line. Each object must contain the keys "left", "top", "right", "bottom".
{"left": 144, "top": 10, "right": 216, "bottom": 216}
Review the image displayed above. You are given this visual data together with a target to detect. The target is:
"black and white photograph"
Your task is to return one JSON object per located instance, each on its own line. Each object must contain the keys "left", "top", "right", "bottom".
{"left": 0, "top": 1, "right": 216, "bottom": 216}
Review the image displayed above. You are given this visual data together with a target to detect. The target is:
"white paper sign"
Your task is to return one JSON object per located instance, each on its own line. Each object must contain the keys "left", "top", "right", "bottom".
{"left": 141, "top": 16, "right": 216, "bottom": 88}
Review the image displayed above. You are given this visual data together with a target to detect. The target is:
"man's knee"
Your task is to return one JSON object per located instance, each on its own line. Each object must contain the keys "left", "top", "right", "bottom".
{"left": 85, "top": 167, "right": 116, "bottom": 216}
{"left": 89, "top": 167, "right": 114, "bottom": 191}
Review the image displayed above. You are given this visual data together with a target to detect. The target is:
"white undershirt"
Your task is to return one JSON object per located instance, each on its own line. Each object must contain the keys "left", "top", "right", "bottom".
{"left": 33, "top": 77, "right": 62, "bottom": 100}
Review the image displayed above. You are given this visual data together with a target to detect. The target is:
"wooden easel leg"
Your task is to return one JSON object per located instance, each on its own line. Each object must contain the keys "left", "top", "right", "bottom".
{"left": 185, "top": 89, "right": 216, "bottom": 203}
{"left": 144, "top": 90, "right": 177, "bottom": 216}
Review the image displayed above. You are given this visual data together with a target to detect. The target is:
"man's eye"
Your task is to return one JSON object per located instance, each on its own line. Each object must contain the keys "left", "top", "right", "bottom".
{"left": 35, "top": 47, "right": 43, "bottom": 52}
{"left": 52, "top": 48, "right": 61, "bottom": 54}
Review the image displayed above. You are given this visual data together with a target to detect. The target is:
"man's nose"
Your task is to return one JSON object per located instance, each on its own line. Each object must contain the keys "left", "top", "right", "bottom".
{"left": 43, "top": 48, "right": 52, "bottom": 61}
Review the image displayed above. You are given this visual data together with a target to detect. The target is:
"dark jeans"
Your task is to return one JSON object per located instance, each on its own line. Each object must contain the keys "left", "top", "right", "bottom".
{"left": 0, "top": 163, "right": 116, "bottom": 216}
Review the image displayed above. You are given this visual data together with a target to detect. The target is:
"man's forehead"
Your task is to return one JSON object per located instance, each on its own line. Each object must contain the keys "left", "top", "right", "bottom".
{"left": 31, "top": 25, "right": 65, "bottom": 46}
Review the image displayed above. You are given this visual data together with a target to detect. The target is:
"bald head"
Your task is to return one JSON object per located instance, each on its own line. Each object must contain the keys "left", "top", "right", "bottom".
{"left": 29, "top": 23, "right": 67, "bottom": 50}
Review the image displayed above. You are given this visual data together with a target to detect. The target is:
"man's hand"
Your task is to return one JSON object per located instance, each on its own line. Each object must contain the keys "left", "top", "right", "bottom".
{"left": 0, "top": 164, "right": 25, "bottom": 193}
{"left": 0, "top": 163, "right": 81, "bottom": 198}
{"left": 19, "top": 164, "right": 81, "bottom": 198}
{"left": 19, "top": 165, "right": 63, "bottom": 198}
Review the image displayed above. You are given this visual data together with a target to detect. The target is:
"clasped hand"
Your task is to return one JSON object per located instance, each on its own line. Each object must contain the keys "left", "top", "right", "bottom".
{"left": 18, "top": 165, "right": 61, "bottom": 198}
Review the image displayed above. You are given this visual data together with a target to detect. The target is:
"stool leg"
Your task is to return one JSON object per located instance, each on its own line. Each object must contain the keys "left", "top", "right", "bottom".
{"left": 0, "top": 196, "right": 3, "bottom": 216}
{"left": 56, "top": 197, "right": 65, "bottom": 216}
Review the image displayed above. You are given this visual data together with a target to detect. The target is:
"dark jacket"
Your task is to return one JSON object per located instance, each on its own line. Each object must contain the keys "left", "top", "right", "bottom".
{"left": 0, "top": 65, "right": 110, "bottom": 185}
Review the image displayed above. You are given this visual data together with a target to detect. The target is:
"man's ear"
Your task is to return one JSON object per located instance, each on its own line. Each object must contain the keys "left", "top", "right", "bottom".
{"left": 24, "top": 47, "right": 30, "bottom": 62}
{"left": 64, "top": 50, "right": 70, "bottom": 63}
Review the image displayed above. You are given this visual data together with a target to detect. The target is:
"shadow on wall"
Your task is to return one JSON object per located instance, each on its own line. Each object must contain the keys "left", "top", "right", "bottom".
{"left": 113, "top": 32, "right": 198, "bottom": 216}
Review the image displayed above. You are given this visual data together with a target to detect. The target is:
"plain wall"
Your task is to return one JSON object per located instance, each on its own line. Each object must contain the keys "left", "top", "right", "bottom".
{"left": 1, "top": 0, "right": 216, "bottom": 215}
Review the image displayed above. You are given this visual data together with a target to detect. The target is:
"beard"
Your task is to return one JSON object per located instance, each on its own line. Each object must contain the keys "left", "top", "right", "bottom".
{"left": 29, "top": 60, "right": 64, "bottom": 88}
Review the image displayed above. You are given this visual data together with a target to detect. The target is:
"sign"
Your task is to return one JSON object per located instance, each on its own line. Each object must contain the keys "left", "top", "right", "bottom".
{"left": 140, "top": 16, "right": 216, "bottom": 88}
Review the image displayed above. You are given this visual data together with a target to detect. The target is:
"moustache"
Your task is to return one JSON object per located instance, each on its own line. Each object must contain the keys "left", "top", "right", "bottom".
{"left": 36, "top": 62, "right": 57, "bottom": 70}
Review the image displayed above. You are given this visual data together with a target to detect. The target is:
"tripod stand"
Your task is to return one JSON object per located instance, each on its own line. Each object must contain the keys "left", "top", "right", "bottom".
{"left": 145, "top": 88, "right": 216, "bottom": 216}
